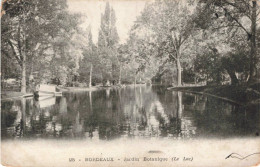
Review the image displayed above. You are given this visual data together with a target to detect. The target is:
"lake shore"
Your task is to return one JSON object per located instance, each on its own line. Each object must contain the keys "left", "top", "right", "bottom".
{"left": 1, "top": 84, "right": 130, "bottom": 100}
{"left": 58, "top": 84, "right": 130, "bottom": 92}
{"left": 168, "top": 82, "right": 260, "bottom": 109}
{"left": 57, "top": 86, "right": 101, "bottom": 92}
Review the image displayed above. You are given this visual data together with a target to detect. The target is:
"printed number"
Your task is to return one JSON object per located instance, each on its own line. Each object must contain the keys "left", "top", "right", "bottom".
{"left": 69, "top": 158, "right": 75, "bottom": 162}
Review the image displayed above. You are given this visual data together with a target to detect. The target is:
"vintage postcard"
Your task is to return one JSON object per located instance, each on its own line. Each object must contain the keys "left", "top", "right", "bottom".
{"left": 1, "top": 0, "right": 260, "bottom": 166}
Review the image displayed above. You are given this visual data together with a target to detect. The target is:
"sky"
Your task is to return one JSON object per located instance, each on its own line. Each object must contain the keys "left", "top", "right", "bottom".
{"left": 67, "top": 0, "right": 146, "bottom": 44}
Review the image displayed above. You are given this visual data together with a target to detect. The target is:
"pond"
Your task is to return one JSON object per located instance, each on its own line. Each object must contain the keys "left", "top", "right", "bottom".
{"left": 1, "top": 85, "right": 259, "bottom": 140}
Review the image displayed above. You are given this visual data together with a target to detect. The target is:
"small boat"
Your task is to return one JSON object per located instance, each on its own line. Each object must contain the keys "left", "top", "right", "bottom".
{"left": 35, "top": 84, "right": 62, "bottom": 97}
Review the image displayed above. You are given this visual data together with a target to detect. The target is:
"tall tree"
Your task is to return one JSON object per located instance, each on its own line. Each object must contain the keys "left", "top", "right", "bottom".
{"left": 196, "top": 0, "right": 259, "bottom": 83}
{"left": 134, "top": 1, "right": 196, "bottom": 86}
{"left": 1, "top": 0, "right": 80, "bottom": 93}
{"left": 127, "top": 25, "right": 161, "bottom": 85}
{"left": 79, "top": 26, "right": 100, "bottom": 87}
{"left": 88, "top": 27, "right": 94, "bottom": 88}
{"left": 97, "top": 2, "right": 119, "bottom": 83}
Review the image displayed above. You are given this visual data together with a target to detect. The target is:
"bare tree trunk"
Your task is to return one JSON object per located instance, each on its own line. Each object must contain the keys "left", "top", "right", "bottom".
{"left": 248, "top": 0, "right": 257, "bottom": 83}
{"left": 112, "top": 62, "right": 116, "bottom": 82}
{"left": 89, "top": 63, "right": 93, "bottom": 88}
{"left": 18, "top": 20, "right": 26, "bottom": 94}
{"left": 21, "top": 57, "right": 26, "bottom": 94}
{"left": 134, "top": 74, "right": 136, "bottom": 86}
{"left": 176, "top": 57, "right": 182, "bottom": 87}
{"left": 226, "top": 69, "right": 239, "bottom": 85}
{"left": 118, "top": 63, "right": 121, "bottom": 85}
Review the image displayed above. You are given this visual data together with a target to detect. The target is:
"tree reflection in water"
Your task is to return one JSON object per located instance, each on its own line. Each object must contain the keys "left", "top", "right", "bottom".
{"left": 1, "top": 85, "right": 259, "bottom": 140}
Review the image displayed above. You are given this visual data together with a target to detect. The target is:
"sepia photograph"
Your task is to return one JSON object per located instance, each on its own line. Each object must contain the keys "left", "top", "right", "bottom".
{"left": 1, "top": 0, "right": 260, "bottom": 166}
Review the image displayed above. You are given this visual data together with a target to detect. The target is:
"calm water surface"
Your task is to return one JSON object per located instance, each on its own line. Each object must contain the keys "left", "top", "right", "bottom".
{"left": 1, "top": 85, "right": 259, "bottom": 140}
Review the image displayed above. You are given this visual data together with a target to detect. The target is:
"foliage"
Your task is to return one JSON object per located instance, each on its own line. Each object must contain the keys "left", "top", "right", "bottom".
{"left": 2, "top": 0, "right": 259, "bottom": 89}
{"left": 195, "top": 0, "right": 259, "bottom": 82}
{"left": 128, "top": 0, "right": 199, "bottom": 86}
{"left": 1, "top": 0, "right": 81, "bottom": 90}
{"left": 97, "top": 2, "right": 120, "bottom": 83}
{"left": 194, "top": 49, "right": 224, "bottom": 85}
{"left": 79, "top": 28, "right": 102, "bottom": 84}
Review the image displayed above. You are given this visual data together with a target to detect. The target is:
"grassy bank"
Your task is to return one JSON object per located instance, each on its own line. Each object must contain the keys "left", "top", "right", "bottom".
{"left": 57, "top": 86, "right": 101, "bottom": 92}
{"left": 168, "top": 82, "right": 260, "bottom": 109}
{"left": 58, "top": 84, "right": 128, "bottom": 92}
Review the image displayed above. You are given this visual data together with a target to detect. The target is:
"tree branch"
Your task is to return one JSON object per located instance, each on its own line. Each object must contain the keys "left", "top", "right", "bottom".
{"left": 7, "top": 40, "right": 22, "bottom": 66}
{"left": 222, "top": 0, "right": 251, "bottom": 18}
{"left": 220, "top": 5, "right": 251, "bottom": 35}
{"left": 17, "top": 23, "right": 24, "bottom": 61}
